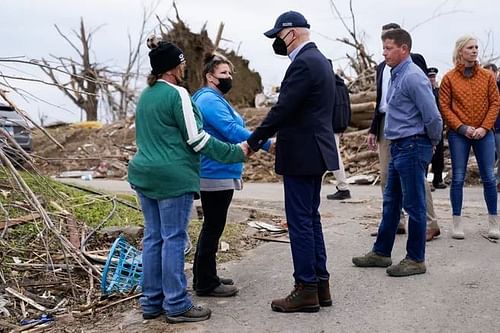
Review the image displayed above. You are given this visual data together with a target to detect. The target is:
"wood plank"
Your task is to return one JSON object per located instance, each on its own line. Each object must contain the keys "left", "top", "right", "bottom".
{"left": 0, "top": 213, "right": 40, "bottom": 229}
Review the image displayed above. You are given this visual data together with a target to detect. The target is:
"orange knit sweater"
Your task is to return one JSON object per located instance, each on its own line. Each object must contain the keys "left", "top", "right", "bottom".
{"left": 439, "top": 63, "right": 500, "bottom": 131}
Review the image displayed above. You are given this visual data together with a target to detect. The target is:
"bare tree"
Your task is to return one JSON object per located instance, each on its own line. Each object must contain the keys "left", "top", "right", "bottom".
{"left": 326, "top": 0, "right": 377, "bottom": 92}
{"left": 479, "top": 30, "right": 500, "bottom": 65}
{"left": 100, "top": 5, "right": 158, "bottom": 121}
{"left": 38, "top": 18, "right": 105, "bottom": 121}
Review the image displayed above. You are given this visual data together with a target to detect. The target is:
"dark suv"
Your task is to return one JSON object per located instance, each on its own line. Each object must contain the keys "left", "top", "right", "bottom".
{"left": 0, "top": 103, "right": 33, "bottom": 157}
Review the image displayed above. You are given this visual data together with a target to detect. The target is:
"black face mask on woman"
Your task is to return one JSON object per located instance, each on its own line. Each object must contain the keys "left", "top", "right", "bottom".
{"left": 272, "top": 30, "right": 293, "bottom": 56}
{"left": 215, "top": 77, "right": 233, "bottom": 94}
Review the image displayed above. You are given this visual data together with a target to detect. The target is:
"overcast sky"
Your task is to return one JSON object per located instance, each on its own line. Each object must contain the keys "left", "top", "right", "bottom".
{"left": 1, "top": 0, "right": 499, "bottom": 124}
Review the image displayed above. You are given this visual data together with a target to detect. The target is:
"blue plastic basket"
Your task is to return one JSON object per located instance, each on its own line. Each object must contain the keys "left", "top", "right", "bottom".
{"left": 101, "top": 236, "right": 143, "bottom": 294}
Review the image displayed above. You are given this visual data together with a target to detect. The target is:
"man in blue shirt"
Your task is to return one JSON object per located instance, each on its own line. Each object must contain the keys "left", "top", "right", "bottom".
{"left": 352, "top": 29, "right": 442, "bottom": 277}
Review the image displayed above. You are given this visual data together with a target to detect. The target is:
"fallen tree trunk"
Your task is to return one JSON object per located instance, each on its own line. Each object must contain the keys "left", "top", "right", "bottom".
{"left": 349, "top": 90, "right": 376, "bottom": 104}
{"left": 345, "top": 150, "right": 378, "bottom": 163}
{"left": 351, "top": 101, "right": 376, "bottom": 113}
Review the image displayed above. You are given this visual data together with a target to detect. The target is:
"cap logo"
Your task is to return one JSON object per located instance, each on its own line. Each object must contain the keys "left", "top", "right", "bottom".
{"left": 282, "top": 22, "right": 293, "bottom": 27}
{"left": 179, "top": 53, "right": 185, "bottom": 62}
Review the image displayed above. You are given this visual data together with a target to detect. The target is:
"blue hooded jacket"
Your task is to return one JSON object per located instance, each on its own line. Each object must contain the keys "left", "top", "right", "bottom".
{"left": 192, "top": 87, "right": 270, "bottom": 179}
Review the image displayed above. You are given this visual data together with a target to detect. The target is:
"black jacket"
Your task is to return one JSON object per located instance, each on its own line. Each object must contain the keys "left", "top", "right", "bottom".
{"left": 369, "top": 53, "right": 428, "bottom": 138}
{"left": 247, "top": 42, "right": 339, "bottom": 175}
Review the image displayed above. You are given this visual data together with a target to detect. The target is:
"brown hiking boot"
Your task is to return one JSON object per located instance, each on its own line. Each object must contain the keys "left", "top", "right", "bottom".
{"left": 386, "top": 258, "right": 426, "bottom": 277}
{"left": 271, "top": 283, "right": 320, "bottom": 313}
{"left": 352, "top": 251, "right": 392, "bottom": 267}
{"left": 318, "top": 279, "right": 332, "bottom": 307}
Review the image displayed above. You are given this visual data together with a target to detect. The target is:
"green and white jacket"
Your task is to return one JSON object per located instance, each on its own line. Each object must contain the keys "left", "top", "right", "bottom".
{"left": 128, "top": 80, "right": 244, "bottom": 200}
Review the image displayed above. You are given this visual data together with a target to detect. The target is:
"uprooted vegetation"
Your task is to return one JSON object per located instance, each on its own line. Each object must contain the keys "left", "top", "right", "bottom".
{"left": 0, "top": 168, "right": 257, "bottom": 330}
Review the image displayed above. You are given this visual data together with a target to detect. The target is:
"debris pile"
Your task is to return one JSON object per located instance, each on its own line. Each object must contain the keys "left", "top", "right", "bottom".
{"left": 33, "top": 119, "right": 136, "bottom": 179}
{"left": 0, "top": 163, "right": 146, "bottom": 329}
{"left": 348, "top": 91, "right": 377, "bottom": 129}
{"left": 162, "top": 13, "right": 262, "bottom": 106}
{"left": 32, "top": 107, "right": 469, "bottom": 186}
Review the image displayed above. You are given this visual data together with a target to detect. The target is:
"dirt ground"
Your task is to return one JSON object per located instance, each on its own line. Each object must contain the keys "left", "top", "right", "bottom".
{"left": 25, "top": 181, "right": 500, "bottom": 333}
{"left": 21, "top": 196, "right": 285, "bottom": 333}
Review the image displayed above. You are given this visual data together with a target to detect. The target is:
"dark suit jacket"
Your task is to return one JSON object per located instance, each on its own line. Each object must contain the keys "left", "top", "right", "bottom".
{"left": 369, "top": 53, "right": 428, "bottom": 138}
{"left": 247, "top": 42, "right": 339, "bottom": 175}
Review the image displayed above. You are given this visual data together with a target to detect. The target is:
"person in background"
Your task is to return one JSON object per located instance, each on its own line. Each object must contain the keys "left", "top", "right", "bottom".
{"left": 483, "top": 63, "right": 500, "bottom": 192}
{"left": 326, "top": 131, "right": 351, "bottom": 201}
{"left": 247, "top": 10, "right": 338, "bottom": 313}
{"left": 191, "top": 53, "right": 272, "bottom": 298}
{"left": 326, "top": 60, "right": 351, "bottom": 201}
{"left": 128, "top": 39, "right": 246, "bottom": 324}
{"left": 367, "top": 23, "right": 440, "bottom": 241}
{"left": 353, "top": 29, "right": 443, "bottom": 277}
{"left": 428, "top": 67, "right": 447, "bottom": 191}
{"left": 439, "top": 36, "right": 500, "bottom": 240}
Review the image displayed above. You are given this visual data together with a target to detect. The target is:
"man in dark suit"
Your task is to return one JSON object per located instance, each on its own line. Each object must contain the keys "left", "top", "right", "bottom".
{"left": 428, "top": 66, "right": 447, "bottom": 191}
{"left": 246, "top": 11, "right": 338, "bottom": 313}
{"left": 367, "top": 23, "right": 440, "bottom": 241}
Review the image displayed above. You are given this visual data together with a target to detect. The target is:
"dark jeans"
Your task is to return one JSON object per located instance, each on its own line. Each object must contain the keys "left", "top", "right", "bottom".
{"left": 193, "top": 189, "right": 234, "bottom": 293}
{"left": 431, "top": 136, "right": 445, "bottom": 184}
{"left": 373, "top": 136, "right": 433, "bottom": 262}
{"left": 283, "top": 175, "right": 329, "bottom": 284}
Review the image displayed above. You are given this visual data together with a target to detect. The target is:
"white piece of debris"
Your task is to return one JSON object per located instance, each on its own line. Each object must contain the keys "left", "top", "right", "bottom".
{"left": 346, "top": 175, "right": 375, "bottom": 185}
{"left": 255, "top": 221, "right": 286, "bottom": 233}
{"left": 247, "top": 221, "right": 262, "bottom": 230}
{"left": 0, "top": 295, "right": 10, "bottom": 317}
{"left": 220, "top": 241, "right": 230, "bottom": 252}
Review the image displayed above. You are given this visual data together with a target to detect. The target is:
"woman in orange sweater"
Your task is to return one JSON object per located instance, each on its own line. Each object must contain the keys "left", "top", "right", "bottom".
{"left": 439, "top": 35, "right": 500, "bottom": 240}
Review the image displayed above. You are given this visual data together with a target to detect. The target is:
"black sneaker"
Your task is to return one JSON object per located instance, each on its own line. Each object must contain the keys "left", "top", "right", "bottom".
{"left": 196, "top": 284, "right": 238, "bottom": 297}
{"left": 433, "top": 181, "right": 447, "bottom": 189}
{"left": 219, "top": 277, "right": 234, "bottom": 285}
{"left": 165, "top": 305, "right": 211, "bottom": 324}
{"left": 326, "top": 189, "right": 351, "bottom": 200}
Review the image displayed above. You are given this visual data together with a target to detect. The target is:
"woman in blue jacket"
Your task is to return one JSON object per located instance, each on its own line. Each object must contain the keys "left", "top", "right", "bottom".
{"left": 192, "top": 54, "right": 271, "bottom": 297}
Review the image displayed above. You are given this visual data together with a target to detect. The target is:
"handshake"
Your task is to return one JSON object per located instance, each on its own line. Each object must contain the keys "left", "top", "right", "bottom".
{"left": 239, "top": 138, "right": 276, "bottom": 158}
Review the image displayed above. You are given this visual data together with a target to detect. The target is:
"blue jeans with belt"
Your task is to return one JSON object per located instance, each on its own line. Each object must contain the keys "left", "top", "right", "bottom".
{"left": 448, "top": 130, "right": 497, "bottom": 216}
{"left": 136, "top": 191, "right": 194, "bottom": 316}
{"left": 283, "top": 175, "right": 329, "bottom": 284}
{"left": 373, "top": 136, "right": 433, "bottom": 262}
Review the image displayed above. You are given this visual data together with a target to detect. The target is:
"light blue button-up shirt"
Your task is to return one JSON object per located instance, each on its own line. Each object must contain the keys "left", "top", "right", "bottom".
{"left": 289, "top": 41, "right": 312, "bottom": 61}
{"left": 384, "top": 57, "right": 443, "bottom": 145}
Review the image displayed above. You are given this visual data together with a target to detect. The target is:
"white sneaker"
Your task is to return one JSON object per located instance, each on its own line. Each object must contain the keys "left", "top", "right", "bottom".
{"left": 452, "top": 215, "right": 465, "bottom": 239}
{"left": 487, "top": 215, "right": 500, "bottom": 239}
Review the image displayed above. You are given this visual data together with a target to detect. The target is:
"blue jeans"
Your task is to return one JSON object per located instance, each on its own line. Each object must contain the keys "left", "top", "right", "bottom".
{"left": 373, "top": 136, "right": 432, "bottom": 262}
{"left": 495, "top": 131, "right": 500, "bottom": 183}
{"left": 136, "top": 191, "right": 194, "bottom": 316}
{"left": 283, "top": 175, "right": 329, "bottom": 284}
{"left": 448, "top": 131, "right": 497, "bottom": 216}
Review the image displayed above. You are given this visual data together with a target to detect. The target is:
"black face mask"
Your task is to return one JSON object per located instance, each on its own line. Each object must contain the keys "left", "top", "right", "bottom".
{"left": 215, "top": 77, "right": 233, "bottom": 94}
{"left": 272, "top": 31, "right": 293, "bottom": 56}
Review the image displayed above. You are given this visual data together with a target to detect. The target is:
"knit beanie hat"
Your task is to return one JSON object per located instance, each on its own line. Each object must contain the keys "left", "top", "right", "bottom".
{"left": 148, "top": 41, "right": 185, "bottom": 75}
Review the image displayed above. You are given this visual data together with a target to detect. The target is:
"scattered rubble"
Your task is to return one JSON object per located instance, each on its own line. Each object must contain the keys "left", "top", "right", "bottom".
{"left": 31, "top": 106, "right": 474, "bottom": 186}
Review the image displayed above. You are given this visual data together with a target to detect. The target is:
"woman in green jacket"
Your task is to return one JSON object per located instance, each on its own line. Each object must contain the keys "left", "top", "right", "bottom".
{"left": 128, "top": 39, "right": 246, "bottom": 324}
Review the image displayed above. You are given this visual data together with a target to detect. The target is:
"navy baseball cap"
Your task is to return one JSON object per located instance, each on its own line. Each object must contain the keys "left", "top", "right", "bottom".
{"left": 264, "top": 11, "right": 310, "bottom": 38}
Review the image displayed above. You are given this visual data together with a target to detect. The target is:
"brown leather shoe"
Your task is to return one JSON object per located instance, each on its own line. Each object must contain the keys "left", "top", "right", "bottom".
{"left": 271, "top": 283, "right": 320, "bottom": 313}
{"left": 426, "top": 228, "right": 441, "bottom": 242}
{"left": 318, "top": 279, "right": 332, "bottom": 307}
